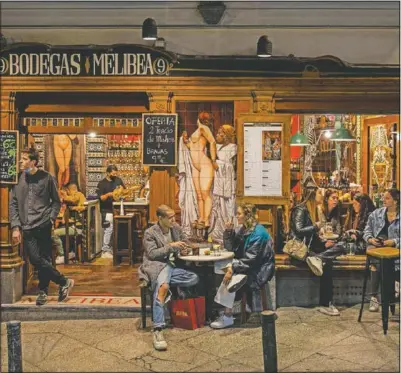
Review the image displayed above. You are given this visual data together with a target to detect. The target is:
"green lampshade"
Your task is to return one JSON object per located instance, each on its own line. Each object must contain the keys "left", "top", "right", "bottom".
{"left": 331, "top": 126, "right": 356, "bottom": 142}
{"left": 290, "top": 132, "right": 309, "bottom": 146}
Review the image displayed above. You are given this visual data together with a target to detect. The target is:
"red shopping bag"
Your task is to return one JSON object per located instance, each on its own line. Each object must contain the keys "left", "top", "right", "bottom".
{"left": 170, "top": 296, "right": 205, "bottom": 330}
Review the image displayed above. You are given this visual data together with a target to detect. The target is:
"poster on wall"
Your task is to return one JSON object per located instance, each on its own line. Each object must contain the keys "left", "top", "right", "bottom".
{"left": 244, "top": 123, "right": 282, "bottom": 196}
{"left": 0, "top": 130, "right": 19, "bottom": 184}
{"left": 176, "top": 101, "right": 235, "bottom": 243}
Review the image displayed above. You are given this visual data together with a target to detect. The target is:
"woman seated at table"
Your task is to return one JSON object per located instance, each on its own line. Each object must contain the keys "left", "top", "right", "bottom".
{"left": 341, "top": 193, "right": 376, "bottom": 254}
{"left": 316, "top": 188, "right": 343, "bottom": 237}
{"left": 363, "top": 188, "right": 400, "bottom": 312}
{"left": 289, "top": 189, "right": 344, "bottom": 316}
{"left": 210, "top": 203, "right": 275, "bottom": 329}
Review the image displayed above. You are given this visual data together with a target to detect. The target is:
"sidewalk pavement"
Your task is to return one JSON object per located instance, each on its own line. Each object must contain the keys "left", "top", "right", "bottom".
{"left": 1, "top": 304, "right": 399, "bottom": 372}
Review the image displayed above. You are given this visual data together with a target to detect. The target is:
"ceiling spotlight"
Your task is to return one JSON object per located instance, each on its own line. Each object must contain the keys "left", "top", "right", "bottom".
{"left": 257, "top": 35, "right": 272, "bottom": 58}
{"left": 88, "top": 132, "right": 97, "bottom": 138}
{"left": 142, "top": 18, "right": 157, "bottom": 41}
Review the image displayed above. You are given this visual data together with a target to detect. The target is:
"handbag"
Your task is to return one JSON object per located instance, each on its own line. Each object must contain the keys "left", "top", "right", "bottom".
{"left": 170, "top": 296, "right": 205, "bottom": 330}
{"left": 283, "top": 236, "right": 312, "bottom": 261}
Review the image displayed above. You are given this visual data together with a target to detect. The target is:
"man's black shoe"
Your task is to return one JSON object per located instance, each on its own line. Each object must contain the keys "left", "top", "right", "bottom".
{"left": 58, "top": 279, "right": 74, "bottom": 302}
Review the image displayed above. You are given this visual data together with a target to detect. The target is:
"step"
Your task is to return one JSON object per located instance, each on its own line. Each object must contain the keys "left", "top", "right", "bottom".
{"left": 1, "top": 296, "right": 148, "bottom": 322}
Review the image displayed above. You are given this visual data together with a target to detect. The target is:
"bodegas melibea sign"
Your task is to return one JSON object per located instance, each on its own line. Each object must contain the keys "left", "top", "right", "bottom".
{"left": 0, "top": 43, "right": 176, "bottom": 76}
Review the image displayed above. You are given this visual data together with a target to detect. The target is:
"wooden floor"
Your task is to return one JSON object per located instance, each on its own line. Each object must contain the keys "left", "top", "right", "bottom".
{"left": 26, "top": 258, "right": 142, "bottom": 297}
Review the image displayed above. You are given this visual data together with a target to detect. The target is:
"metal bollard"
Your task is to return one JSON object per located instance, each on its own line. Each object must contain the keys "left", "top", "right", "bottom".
{"left": 261, "top": 310, "right": 278, "bottom": 373}
{"left": 6, "top": 321, "right": 23, "bottom": 372}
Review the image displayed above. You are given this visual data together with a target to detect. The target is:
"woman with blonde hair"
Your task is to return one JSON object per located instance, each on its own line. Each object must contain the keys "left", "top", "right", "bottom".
{"left": 210, "top": 202, "right": 275, "bottom": 329}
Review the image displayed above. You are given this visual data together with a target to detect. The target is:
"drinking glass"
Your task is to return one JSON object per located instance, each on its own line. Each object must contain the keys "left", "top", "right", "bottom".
{"left": 324, "top": 223, "right": 333, "bottom": 236}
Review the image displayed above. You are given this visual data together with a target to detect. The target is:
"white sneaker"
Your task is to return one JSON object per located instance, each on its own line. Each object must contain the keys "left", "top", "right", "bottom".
{"left": 227, "top": 274, "right": 248, "bottom": 293}
{"left": 55, "top": 256, "right": 64, "bottom": 265}
{"left": 369, "top": 297, "right": 380, "bottom": 312}
{"left": 210, "top": 314, "right": 234, "bottom": 329}
{"left": 101, "top": 252, "right": 113, "bottom": 259}
{"left": 306, "top": 256, "right": 323, "bottom": 276}
{"left": 317, "top": 302, "right": 340, "bottom": 316}
{"left": 153, "top": 330, "right": 167, "bottom": 351}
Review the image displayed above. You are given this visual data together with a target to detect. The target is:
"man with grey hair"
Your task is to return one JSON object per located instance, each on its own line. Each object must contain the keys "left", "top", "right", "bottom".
{"left": 139, "top": 204, "right": 199, "bottom": 351}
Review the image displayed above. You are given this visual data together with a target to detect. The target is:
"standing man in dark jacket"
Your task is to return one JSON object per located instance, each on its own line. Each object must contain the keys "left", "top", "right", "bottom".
{"left": 96, "top": 165, "right": 125, "bottom": 259}
{"left": 10, "top": 147, "right": 74, "bottom": 306}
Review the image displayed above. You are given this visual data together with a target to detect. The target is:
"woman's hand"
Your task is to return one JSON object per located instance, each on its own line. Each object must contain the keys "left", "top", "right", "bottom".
{"left": 212, "top": 160, "right": 219, "bottom": 170}
{"left": 368, "top": 238, "right": 383, "bottom": 247}
{"left": 223, "top": 267, "right": 233, "bottom": 285}
{"left": 224, "top": 219, "right": 234, "bottom": 230}
{"left": 325, "top": 240, "right": 335, "bottom": 248}
{"left": 383, "top": 239, "right": 396, "bottom": 247}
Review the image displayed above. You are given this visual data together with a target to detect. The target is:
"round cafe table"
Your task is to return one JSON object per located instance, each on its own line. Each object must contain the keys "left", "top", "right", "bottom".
{"left": 178, "top": 249, "right": 234, "bottom": 322}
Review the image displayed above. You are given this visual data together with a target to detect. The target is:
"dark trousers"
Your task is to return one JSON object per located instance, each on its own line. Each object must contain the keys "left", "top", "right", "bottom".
{"left": 312, "top": 242, "right": 345, "bottom": 307}
{"left": 23, "top": 221, "right": 67, "bottom": 292}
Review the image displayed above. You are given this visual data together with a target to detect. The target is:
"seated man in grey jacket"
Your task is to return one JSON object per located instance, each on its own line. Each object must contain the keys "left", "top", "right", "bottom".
{"left": 139, "top": 205, "right": 199, "bottom": 351}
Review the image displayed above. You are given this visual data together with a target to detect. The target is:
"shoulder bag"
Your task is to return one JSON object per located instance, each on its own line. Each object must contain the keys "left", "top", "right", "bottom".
{"left": 283, "top": 235, "right": 313, "bottom": 261}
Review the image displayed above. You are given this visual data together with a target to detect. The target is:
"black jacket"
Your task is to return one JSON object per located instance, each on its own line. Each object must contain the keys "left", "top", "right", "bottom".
{"left": 289, "top": 204, "right": 321, "bottom": 250}
{"left": 10, "top": 170, "right": 61, "bottom": 231}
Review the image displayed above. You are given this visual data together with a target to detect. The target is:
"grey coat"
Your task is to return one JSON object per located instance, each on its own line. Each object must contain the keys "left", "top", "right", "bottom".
{"left": 138, "top": 223, "right": 190, "bottom": 292}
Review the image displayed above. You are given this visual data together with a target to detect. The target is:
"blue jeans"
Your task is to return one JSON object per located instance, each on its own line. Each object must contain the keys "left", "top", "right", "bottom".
{"left": 153, "top": 264, "right": 199, "bottom": 329}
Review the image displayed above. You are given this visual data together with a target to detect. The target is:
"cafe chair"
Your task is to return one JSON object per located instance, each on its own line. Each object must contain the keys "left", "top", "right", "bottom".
{"left": 358, "top": 247, "right": 400, "bottom": 335}
{"left": 240, "top": 274, "right": 276, "bottom": 324}
{"left": 140, "top": 282, "right": 154, "bottom": 329}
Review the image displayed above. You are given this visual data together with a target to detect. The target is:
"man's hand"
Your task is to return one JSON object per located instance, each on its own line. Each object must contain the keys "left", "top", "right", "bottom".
{"left": 369, "top": 238, "right": 383, "bottom": 247}
{"left": 325, "top": 240, "right": 335, "bottom": 248}
{"left": 383, "top": 239, "right": 395, "bottom": 247}
{"left": 223, "top": 267, "right": 233, "bottom": 285}
{"left": 12, "top": 229, "right": 21, "bottom": 245}
{"left": 212, "top": 160, "right": 219, "bottom": 171}
{"left": 170, "top": 241, "right": 187, "bottom": 249}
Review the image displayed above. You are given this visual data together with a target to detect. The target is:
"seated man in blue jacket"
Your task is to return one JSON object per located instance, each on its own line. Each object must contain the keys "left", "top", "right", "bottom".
{"left": 211, "top": 203, "right": 275, "bottom": 329}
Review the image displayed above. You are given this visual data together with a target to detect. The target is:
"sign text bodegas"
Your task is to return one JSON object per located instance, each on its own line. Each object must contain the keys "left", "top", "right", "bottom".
{"left": 0, "top": 43, "right": 177, "bottom": 76}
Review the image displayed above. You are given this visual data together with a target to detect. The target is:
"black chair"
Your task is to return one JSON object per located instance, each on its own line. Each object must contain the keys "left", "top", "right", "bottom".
{"left": 140, "top": 284, "right": 153, "bottom": 329}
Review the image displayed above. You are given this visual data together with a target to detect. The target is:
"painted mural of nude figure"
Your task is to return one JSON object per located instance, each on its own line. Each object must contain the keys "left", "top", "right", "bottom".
{"left": 54, "top": 134, "right": 76, "bottom": 188}
{"left": 182, "top": 112, "right": 217, "bottom": 229}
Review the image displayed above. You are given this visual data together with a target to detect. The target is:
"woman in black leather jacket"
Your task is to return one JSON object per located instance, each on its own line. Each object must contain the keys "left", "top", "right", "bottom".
{"left": 289, "top": 190, "right": 344, "bottom": 316}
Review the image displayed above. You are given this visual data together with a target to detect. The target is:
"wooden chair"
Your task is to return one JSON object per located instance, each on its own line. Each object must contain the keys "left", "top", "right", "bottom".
{"left": 358, "top": 247, "right": 399, "bottom": 335}
{"left": 240, "top": 275, "right": 276, "bottom": 324}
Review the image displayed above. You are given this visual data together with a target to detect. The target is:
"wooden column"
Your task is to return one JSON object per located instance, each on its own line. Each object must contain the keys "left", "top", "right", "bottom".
{"left": 147, "top": 92, "right": 177, "bottom": 222}
{"left": 0, "top": 91, "right": 24, "bottom": 304}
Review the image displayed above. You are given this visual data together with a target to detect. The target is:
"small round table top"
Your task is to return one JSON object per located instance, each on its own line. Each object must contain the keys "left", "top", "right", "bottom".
{"left": 178, "top": 250, "right": 234, "bottom": 262}
{"left": 367, "top": 247, "right": 400, "bottom": 259}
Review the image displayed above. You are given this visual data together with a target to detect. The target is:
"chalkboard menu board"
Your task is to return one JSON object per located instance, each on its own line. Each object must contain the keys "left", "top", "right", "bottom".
{"left": 0, "top": 130, "right": 19, "bottom": 184}
{"left": 142, "top": 113, "right": 177, "bottom": 166}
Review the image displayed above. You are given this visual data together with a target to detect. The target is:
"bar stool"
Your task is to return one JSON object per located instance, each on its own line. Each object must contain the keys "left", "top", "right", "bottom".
{"left": 358, "top": 247, "right": 399, "bottom": 335}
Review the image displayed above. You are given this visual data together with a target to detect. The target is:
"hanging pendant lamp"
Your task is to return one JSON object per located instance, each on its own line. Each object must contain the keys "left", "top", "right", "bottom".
{"left": 331, "top": 117, "right": 356, "bottom": 142}
{"left": 290, "top": 117, "right": 309, "bottom": 146}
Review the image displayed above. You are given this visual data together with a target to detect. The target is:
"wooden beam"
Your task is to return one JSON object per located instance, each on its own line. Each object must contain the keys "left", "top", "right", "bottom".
{"left": 25, "top": 104, "right": 148, "bottom": 113}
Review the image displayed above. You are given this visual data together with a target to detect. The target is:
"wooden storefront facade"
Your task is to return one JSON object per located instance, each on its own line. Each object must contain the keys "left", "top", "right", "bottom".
{"left": 0, "top": 43, "right": 399, "bottom": 303}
